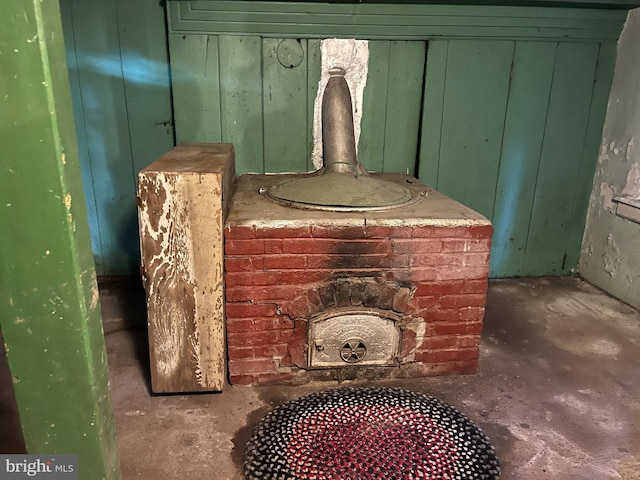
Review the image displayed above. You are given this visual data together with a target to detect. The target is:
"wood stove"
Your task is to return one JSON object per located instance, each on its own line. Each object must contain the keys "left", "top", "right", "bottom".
{"left": 224, "top": 65, "right": 492, "bottom": 386}
{"left": 225, "top": 174, "right": 492, "bottom": 385}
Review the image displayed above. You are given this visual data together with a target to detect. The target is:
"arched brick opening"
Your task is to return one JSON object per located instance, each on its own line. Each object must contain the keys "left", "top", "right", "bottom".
{"left": 281, "top": 277, "right": 418, "bottom": 369}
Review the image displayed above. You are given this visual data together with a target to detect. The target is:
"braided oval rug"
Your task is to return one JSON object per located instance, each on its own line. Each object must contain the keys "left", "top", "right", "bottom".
{"left": 244, "top": 386, "right": 500, "bottom": 479}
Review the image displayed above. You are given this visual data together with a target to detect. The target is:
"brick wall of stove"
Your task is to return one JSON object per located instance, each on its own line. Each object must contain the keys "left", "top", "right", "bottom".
{"left": 224, "top": 224, "right": 492, "bottom": 385}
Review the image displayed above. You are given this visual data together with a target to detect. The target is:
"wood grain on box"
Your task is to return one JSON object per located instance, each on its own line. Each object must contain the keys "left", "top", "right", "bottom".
{"left": 137, "top": 143, "right": 235, "bottom": 393}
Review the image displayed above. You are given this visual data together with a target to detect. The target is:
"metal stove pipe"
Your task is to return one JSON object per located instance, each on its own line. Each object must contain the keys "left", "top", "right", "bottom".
{"left": 322, "top": 67, "right": 367, "bottom": 177}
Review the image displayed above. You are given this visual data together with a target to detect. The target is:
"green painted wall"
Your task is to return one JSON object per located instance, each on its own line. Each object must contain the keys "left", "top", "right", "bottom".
{"left": 60, "top": 0, "right": 174, "bottom": 276}
{"left": 168, "top": 1, "right": 623, "bottom": 277}
{"left": 170, "top": 36, "right": 426, "bottom": 174}
{"left": 420, "top": 39, "right": 617, "bottom": 276}
{"left": 580, "top": 8, "right": 640, "bottom": 310}
{"left": 61, "top": 0, "right": 628, "bottom": 277}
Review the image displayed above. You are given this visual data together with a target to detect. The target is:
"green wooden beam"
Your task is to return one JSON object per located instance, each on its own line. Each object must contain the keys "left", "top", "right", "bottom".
{"left": 0, "top": 1, "right": 120, "bottom": 478}
{"left": 204, "top": 0, "right": 640, "bottom": 7}
{"left": 169, "top": 1, "right": 628, "bottom": 41}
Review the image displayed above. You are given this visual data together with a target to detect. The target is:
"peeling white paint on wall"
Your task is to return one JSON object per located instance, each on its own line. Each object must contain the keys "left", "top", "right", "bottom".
{"left": 625, "top": 137, "right": 634, "bottom": 161}
{"left": 601, "top": 137, "right": 635, "bottom": 166}
{"left": 311, "top": 39, "right": 369, "bottom": 170}
{"left": 597, "top": 143, "right": 609, "bottom": 164}
{"left": 585, "top": 115, "right": 640, "bottom": 299}
{"left": 599, "top": 182, "right": 615, "bottom": 211}
{"left": 620, "top": 162, "right": 640, "bottom": 199}
{"left": 610, "top": 141, "right": 621, "bottom": 156}
{"left": 602, "top": 233, "right": 621, "bottom": 277}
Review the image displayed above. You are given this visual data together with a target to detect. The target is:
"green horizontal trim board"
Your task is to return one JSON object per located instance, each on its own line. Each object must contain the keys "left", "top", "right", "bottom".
{"left": 184, "top": 0, "right": 640, "bottom": 7}
{"left": 169, "top": 1, "right": 627, "bottom": 40}
{"left": 0, "top": 0, "right": 120, "bottom": 478}
{"left": 186, "top": 0, "right": 626, "bottom": 18}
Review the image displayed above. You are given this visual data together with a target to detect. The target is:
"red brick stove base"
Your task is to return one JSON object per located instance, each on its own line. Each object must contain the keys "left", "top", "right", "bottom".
{"left": 225, "top": 221, "right": 492, "bottom": 385}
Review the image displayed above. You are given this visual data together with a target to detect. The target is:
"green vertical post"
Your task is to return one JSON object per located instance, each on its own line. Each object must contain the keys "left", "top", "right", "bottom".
{"left": 0, "top": 1, "right": 121, "bottom": 479}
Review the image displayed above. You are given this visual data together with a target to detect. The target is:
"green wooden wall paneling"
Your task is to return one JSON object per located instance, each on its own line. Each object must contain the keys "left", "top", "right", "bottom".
{"left": 383, "top": 41, "right": 427, "bottom": 175}
{"left": 59, "top": 0, "right": 625, "bottom": 277}
{"left": 435, "top": 40, "right": 514, "bottom": 219}
{"left": 170, "top": 34, "right": 223, "bottom": 142}
{"left": 565, "top": 42, "right": 618, "bottom": 270}
{"left": 360, "top": 41, "right": 426, "bottom": 174}
{"left": 59, "top": 1, "right": 105, "bottom": 274}
{"left": 417, "top": 41, "right": 448, "bottom": 187}
{"left": 263, "top": 38, "right": 311, "bottom": 173}
{"left": 114, "top": 0, "right": 175, "bottom": 175}
{"left": 306, "top": 40, "right": 322, "bottom": 172}
{"left": 219, "top": 36, "right": 265, "bottom": 173}
{"left": 417, "top": 38, "right": 611, "bottom": 276}
{"left": 523, "top": 42, "right": 600, "bottom": 275}
{"left": 115, "top": 0, "right": 175, "bottom": 265}
{"left": 359, "top": 41, "right": 392, "bottom": 172}
{"left": 172, "top": 36, "right": 427, "bottom": 175}
{"left": 61, "top": 0, "right": 173, "bottom": 275}
{"left": 62, "top": 0, "right": 134, "bottom": 275}
{"left": 490, "top": 42, "right": 557, "bottom": 277}
{"left": 173, "top": 36, "right": 322, "bottom": 173}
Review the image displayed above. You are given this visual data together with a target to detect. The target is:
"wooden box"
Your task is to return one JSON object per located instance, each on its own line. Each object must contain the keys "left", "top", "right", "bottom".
{"left": 137, "top": 143, "right": 235, "bottom": 393}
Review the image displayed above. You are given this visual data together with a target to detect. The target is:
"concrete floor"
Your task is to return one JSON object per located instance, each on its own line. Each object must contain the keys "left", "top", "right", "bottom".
{"left": 2, "top": 277, "right": 640, "bottom": 479}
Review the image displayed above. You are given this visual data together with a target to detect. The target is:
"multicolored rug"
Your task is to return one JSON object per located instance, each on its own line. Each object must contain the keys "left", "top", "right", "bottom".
{"left": 244, "top": 386, "right": 500, "bottom": 479}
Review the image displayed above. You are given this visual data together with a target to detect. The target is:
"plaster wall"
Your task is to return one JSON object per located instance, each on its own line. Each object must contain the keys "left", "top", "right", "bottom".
{"left": 580, "top": 8, "right": 640, "bottom": 309}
